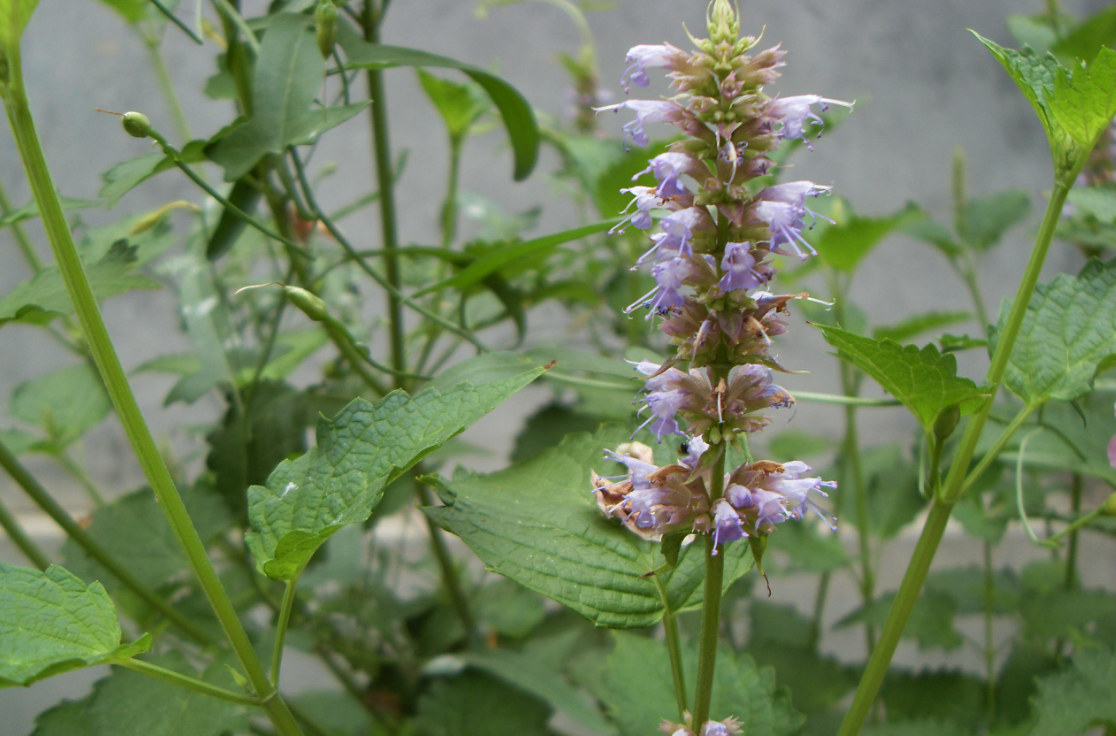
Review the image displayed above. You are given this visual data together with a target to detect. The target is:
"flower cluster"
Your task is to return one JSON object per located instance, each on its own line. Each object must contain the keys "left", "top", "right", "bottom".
{"left": 591, "top": 3, "right": 843, "bottom": 555}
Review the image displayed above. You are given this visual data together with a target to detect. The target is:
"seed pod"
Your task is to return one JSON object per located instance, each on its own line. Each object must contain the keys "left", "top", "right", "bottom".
{"left": 121, "top": 111, "right": 152, "bottom": 139}
{"left": 285, "top": 286, "right": 329, "bottom": 322}
{"left": 315, "top": 0, "right": 338, "bottom": 59}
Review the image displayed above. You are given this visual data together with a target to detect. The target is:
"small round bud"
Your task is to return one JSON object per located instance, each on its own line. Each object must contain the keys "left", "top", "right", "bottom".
{"left": 315, "top": 0, "right": 338, "bottom": 58}
{"left": 1101, "top": 492, "right": 1116, "bottom": 517}
{"left": 933, "top": 404, "right": 961, "bottom": 443}
{"left": 285, "top": 286, "right": 329, "bottom": 322}
{"left": 121, "top": 111, "right": 152, "bottom": 139}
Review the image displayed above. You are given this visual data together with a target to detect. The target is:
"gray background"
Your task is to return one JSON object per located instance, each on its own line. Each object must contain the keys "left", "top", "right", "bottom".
{"left": 2, "top": 0, "right": 1114, "bottom": 733}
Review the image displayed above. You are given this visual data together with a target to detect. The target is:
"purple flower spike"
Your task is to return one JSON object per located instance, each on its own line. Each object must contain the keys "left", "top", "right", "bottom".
{"left": 754, "top": 200, "right": 818, "bottom": 260}
{"left": 718, "top": 241, "right": 765, "bottom": 292}
{"left": 634, "top": 388, "right": 686, "bottom": 441}
{"left": 621, "top": 43, "right": 687, "bottom": 93}
{"left": 614, "top": 186, "right": 663, "bottom": 232}
{"left": 712, "top": 498, "right": 747, "bottom": 551}
{"left": 624, "top": 257, "right": 690, "bottom": 318}
{"left": 636, "top": 151, "right": 699, "bottom": 197}
{"left": 769, "top": 95, "right": 854, "bottom": 150}
{"left": 595, "top": 99, "right": 683, "bottom": 148}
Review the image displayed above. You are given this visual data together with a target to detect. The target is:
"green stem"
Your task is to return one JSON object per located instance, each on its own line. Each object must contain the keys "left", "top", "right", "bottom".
{"left": 120, "top": 659, "right": 260, "bottom": 705}
{"left": 56, "top": 451, "right": 107, "bottom": 507}
{"left": 415, "top": 478, "right": 477, "bottom": 637}
{"left": 0, "top": 493, "right": 51, "bottom": 570}
{"left": 806, "top": 571, "right": 830, "bottom": 651}
{"left": 983, "top": 538, "right": 996, "bottom": 723}
{"left": 836, "top": 181, "right": 1072, "bottom": 736}
{"left": 791, "top": 392, "right": 900, "bottom": 407}
{"left": 144, "top": 37, "right": 192, "bottom": 144}
{"left": 0, "top": 177, "right": 42, "bottom": 272}
{"left": 323, "top": 321, "right": 389, "bottom": 395}
{"left": 1065, "top": 473, "right": 1082, "bottom": 589}
{"left": 145, "top": 0, "right": 203, "bottom": 44}
{"left": 0, "top": 438, "right": 210, "bottom": 642}
{"left": 362, "top": 0, "right": 406, "bottom": 384}
{"left": 959, "top": 402, "right": 1037, "bottom": 497}
{"left": 271, "top": 579, "right": 299, "bottom": 686}
{"left": 1, "top": 61, "right": 304, "bottom": 736}
{"left": 845, "top": 401, "right": 875, "bottom": 657}
{"left": 440, "top": 138, "right": 462, "bottom": 249}
{"left": 652, "top": 574, "right": 688, "bottom": 719}
{"left": 691, "top": 447, "right": 727, "bottom": 729}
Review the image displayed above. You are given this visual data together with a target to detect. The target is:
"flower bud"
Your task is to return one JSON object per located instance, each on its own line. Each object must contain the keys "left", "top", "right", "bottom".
{"left": 707, "top": 0, "right": 740, "bottom": 46}
{"left": 121, "top": 111, "right": 152, "bottom": 139}
{"left": 933, "top": 404, "right": 961, "bottom": 443}
{"left": 285, "top": 285, "right": 329, "bottom": 322}
{"left": 1102, "top": 492, "right": 1116, "bottom": 517}
{"left": 315, "top": 0, "right": 338, "bottom": 59}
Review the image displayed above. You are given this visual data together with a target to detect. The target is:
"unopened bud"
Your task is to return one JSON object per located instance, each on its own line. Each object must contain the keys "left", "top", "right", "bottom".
{"left": 933, "top": 404, "right": 961, "bottom": 442}
{"left": 284, "top": 286, "right": 328, "bottom": 322}
{"left": 707, "top": 0, "right": 740, "bottom": 46}
{"left": 1102, "top": 492, "right": 1116, "bottom": 516}
{"left": 315, "top": 0, "right": 338, "bottom": 58}
{"left": 121, "top": 111, "right": 152, "bottom": 139}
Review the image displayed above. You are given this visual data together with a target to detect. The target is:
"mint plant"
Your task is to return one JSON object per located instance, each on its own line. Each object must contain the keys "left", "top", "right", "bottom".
{"left": 2, "top": 1, "right": 1116, "bottom": 736}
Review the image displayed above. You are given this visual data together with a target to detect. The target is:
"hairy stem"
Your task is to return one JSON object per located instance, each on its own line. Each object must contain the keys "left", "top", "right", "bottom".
{"left": 691, "top": 447, "right": 728, "bottom": 729}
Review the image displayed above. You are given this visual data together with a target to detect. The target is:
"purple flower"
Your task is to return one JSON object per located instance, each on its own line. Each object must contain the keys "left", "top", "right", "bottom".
{"left": 768, "top": 95, "right": 854, "bottom": 150}
{"left": 701, "top": 719, "right": 742, "bottom": 736}
{"left": 636, "top": 387, "right": 687, "bottom": 440}
{"left": 614, "top": 186, "right": 663, "bottom": 231}
{"left": 636, "top": 151, "right": 700, "bottom": 197}
{"left": 621, "top": 43, "right": 687, "bottom": 92}
{"left": 753, "top": 200, "right": 817, "bottom": 260}
{"left": 626, "top": 257, "right": 690, "bottom": 318}
{"left": 596, "top": 99, "right": 683, "bottom": 147}
{"left": 680, "top": 434, "right": 709, "bottom": 469}
{"left": 712, "top": 498, "right": 747, "bottom": 550}
{"left": 603, "top": 448, "right": 658, "bottom": 490}
{"left": 718, "top": 241, "right": 765, "bottom": 292}
{"left": 631, "top": 359, "right": 687, "bottom": 392}
{"left": 758, "top": 181, "right": 832, "bottom": 208}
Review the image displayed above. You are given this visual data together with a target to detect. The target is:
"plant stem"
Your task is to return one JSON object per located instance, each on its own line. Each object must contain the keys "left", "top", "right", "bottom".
{"left": 983, "top": 538, "right": 996, "bottom": 723}
{"left": 440, "top": 139, "right": 462, "bottom": 249}
{"left": 56, "top": 451, "right": 107, "bottom": 507}
{"left": 145, "top": 0, "right": 204, "bottom": 44}
{"left": 1064, "top": 473, "right": 1082, "bottom": 589}
{"left": 120, "top": 658, "right": 261, "bottom": 705}
{"left": 0, "top": 493, "right": 50, "bottom": 570}
{"left": 0, "top": 438, "right": 210, "bottom": 642}
{"left": 651, "top": 573, "right": 689, "bottom": 719}
{"left": 806, "top": 571, "right": 830, "bottom": 651}
{"left": 836, "top": 179, "right": 1072, "bottom": 736}
{"left": 845, "top": 401, "right": 875, "bottom": 657}
{"left": 791, "top": 392, "right": 900, "bottom": 407}
{"left": 1, "top": 62, "right": 304, "bottom": 736}
{"left": 323, "top": 321, "right": 389, "bottom": 395}
{"left": 415, "top": 477, "right": 477, "bottom": 637}
{"left": 362, "top": 0, "right": 407, "bottom": 384}
{"left": 271, "top": 579, "right": 299, "bottom": 686}
{"left": 959, "top": 402, "right": 1037, "bottom": 497}
{"left": 0, "top": 177, "right": 42, "bottom": 272}
{"left": 691, "top": 447, "right": 727, "bottom": 729}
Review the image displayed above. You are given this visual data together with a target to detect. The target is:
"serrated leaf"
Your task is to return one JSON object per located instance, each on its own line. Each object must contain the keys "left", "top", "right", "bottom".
{"left": 414, "top": 671, "right": 553, "bottom": 736}
{"left": 585, "top": 632, "right": 803, "bottom": 736}
{"left": 30, "top": 651, "right": 247, "bottom": 736}
{"left": 426, "top": 427, "right": 753, "bottom": 628}
{"left": 0, "top": 564, "right": 149, "bottom": 687}
{"left": 0, "top": 241, "right": 160, "bottom": 328}
{"left": 1051, "top": 47, "right": 1116, "bottom": 148}
{"left": 972, "top": 33, "right": 1061, "bottom": 146}
{"left": 873, "top": 311, "right": 973, "bottom": 344}
{"left": 417, "top": 68, "right": 489, "bottom": 140}
{"left": 207, "top": 14, "right": 368, "bottom": 181}
{"left": 808, "top": 200, "right": 924, "bottom": 273}
{"left": 880, "top": 670, "right": 985, "bottom": 728}
{"left": 0, "top": 0, "right": 39, "bottom": 48}
{"left": 246, "top": 365, "right": 545, "bottom": 580}
{"left": 337, "top": 21, "right": 538, "bottom": 181}
{"left": 11, "top": 363, "right": 110, "bottom": 448}
{"left": 816, "top": 325, "right": 985, "bottom": 432}
{"left": 962, "top": 189, "right": 1031, "bottom": 251}
{"left": 998, "top": 257, "right": 1116, "bottom": 403}
{"left": 1029, "top": 647, "right": 1116, "bottom": 736}
{"left": 838, "top": 590, "right": 964, "bottom": 651}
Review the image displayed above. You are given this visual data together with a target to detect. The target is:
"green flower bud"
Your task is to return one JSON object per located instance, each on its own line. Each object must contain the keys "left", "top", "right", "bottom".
{"left": 707, "top": 0, "right": 740, "bottom": 46}
{"left": 1102, "top": 492, "right": 1116, "bottom": 517}
{"left": 315, "top": 0, "right": 338, "bottom": 59}
{"left": 121, "top": 111, "right": 152, "bottom": 139}
{"left": 285, "top": 285, "right": 329, "bottom": 322}
{"left": 933, "top": 404, "right": 961, "bottom": 443}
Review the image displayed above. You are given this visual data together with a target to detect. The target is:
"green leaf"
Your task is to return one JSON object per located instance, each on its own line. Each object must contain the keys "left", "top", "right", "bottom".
{"left": 903, "top": 217, "right": 961, "bottom": 258}
{"left": 0, "top": 241, "right": 161, "bottom": 328}
{"left": 997, "top": 257, "right": 1116, "bottom": 403}
{"left": 95, "top": 0, "right": 147, "bottom": 24}
{"left": 1029, "top": 647, "right": 1116, "bottom": 736}
{"left": 925, "top": 565, "right": 1021, "bottom": 615}
{"left": 873, "top": 311, "right": 973, "bottom": 344}
{"left": 879, "top": 670, "right": 985, "bottom": 728}
{"left": 417, "top": 68, "right": 489, "bottom": 140}
{"left": 962, "top": 189, "right": 1031, "bottom": 251}
{"left": 413, "top": 219, "right": 619, "bottom": 297}
{"left": 0, "top": 426, "right": 39, "bottom": 455}
{"left": 0, "top": 0, "right": 39, "bottom": 48}
{"left": 11, "top": 363, "right": 110, "bottom": 447}
{"left": 816, "top": 325, "right": 986, "bottom": 432}
{"left": 510, "top": 402, "right": 605, "bottom": 464}
{"left": 337, "top": 21, "right": 539, "bottom": 181}
{"left": 289, "top": 690, "right": 386, "bottom": 736}
{"left": 1067, "top": 183, "right": 1116, "bottom": 222}
{"left": 1051, "top": 47, "right": 1116, "bottom": 148}
{"left": 1051, "top": 4, "right": 1116, "bottom": 66}
{"left": 414, "top": 671, "right": 553, "bottom": 736}
{"left": 30, "top": 652, "right": 247, "bottom": 736}
{"left": 997, "top": 393, "right": 1116, "bottom": 484}
{"left": 807, "top": 199, "right": 924, "bottom": 273}
{"left": 207, "top": 14, "right": 368, "bottom": 181}
{"left": 0, "top": 564, "right": 149, "bottom": 687}
{"left": 585, "top": 632, "right": 803, "bottom": 736}
{"left": 472, "top": 580, "right": 546, "bottom": 639}
{"left": 861, "top": 721, "right": 971, "bottom": 736}
{"left": 425, "top": 427, "right": 753, "bottom": 629}
{"left": 838, "top": 590, "right": 964, "bottom": 651}
{"left": 246, "top": 365, "right": 545, "bottom": 580}
{"left": 595, "top": 139, "right": 673, "bottom": 219}
{"left": 99, "top": 143, "right": 206, "bottom": 206}
{"left": 972, "top": 33, "right": 1062, "bottom": 150}
{"left": 765, "top": 519, "right": 848, "bottom": 574}
{"left": 838, "top": 444, "right": 927, "bottom": 539}
{"left": 0, "top": 195, "right": 101, "bottom": 228}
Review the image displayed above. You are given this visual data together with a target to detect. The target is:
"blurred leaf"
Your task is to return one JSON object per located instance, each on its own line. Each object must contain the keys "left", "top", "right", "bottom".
{"left": 861, "top": 721, "right": 971, "bottom": 736}
{"left": 880, "top": 670, "right": 985, "bottom": 728}
{"left": 997, "top": 393, "right": 1116, "bottom": 484}
{"left": 206, "top": 177, "right": 262, "bottom": 261}
{"left": 816, "top": 325, "right": 986, "bottom": 432}
{"left": 765, "top": 429, "right": 834, "bottom": 462}
{"left": 1067, "top": 183, "right": 1116, "bottom": 222}
{"left": 995, "top": 641, "right": 1058, "bottom": 727}
{"left": 99, "top": 143, "right": 207, "bottom": 206}
{"left": 427, "top": 427, "right": 753, "bottom": 628}
{"left": 766, "top": 519, "right": 847, "bottom": 574}
{"left": 163, "top": 258, "right": 238, "bottom": 404}
{"left": 0, "top": 241, "right": 160, "bottom": 328}
{"left": 1006, "top": 14, "right": 1058, "bottom": 54}
{"left": 939, "top": 333, "right": 988, "bottom": 353}
{"left": 903, "top": 217, "right": 961, "bottom": 258}
{"left": 1029, "top": 647, "right": 1116, "bottom": 736}
{"left": 925, "top": 565, "right": 1021, "bottom": 615}
{"left": 247, "top": 365, "right": 545, "bottom": 580}
{"left": 473, "top": 580, "right": 546, "bottom": 639}
{"left": 873, "top": 311, "right": 973, "bottom": 345}
{"left": 1051, "top": 4, "right": 1116, "bottom": 65}
{"left": 338, "top": 21, "right": 538, "bottom": 181}
{"left": 94, "top": 0, "right": 146, "bottom": 24}
{"left": 840, "top": 444, "right": 926, "bottom": 539}
{"left": 595, "top": 139, "right": 673, "bottom": 219}
{"left": 1020, "top": 586, "right": 1116, "bottom": 640}
{"left": 808, "top": 199, "right": 924, "bottom": 273}
{"left": 11, "top": 363, "right": 110, "bottom": 448}
{"left": 0, "top": 564, "right": 149, "bottom": 687}
{"left": 30, "top": 652, "right": 247, "bottom": 736}
{"left": 289, "top": 690, "right": 386, "bottom": 736}
{"left": 996, "top": 257, "right": 1116, "bottom": 404}
{"left": 961, "top": 190, "right": 1031, "bottom": 251}
{"left": 207, "top": 14, "right": 368, "bottom": 181}
{"left": 0, "top": 427, "right": 39, "bottom": 455}
{"left": 417, "top": 68, "right": 489, "bottom": 140}
{"left": 413, "top": 671, "right": 553, "bottom": 736}
{"left": 838, "top": 590, "right": 964, "bottom": 651}
{"left": 0, "top": 195, "right": 100, "bottom": 228}
{"left": 510, "top": 403, "right": 605, "bottom": 463}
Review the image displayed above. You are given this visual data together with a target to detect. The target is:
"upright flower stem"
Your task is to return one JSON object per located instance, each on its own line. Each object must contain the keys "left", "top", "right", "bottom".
{"left": 692, "top": 446, "right": 727, "bottom": 729}
{"left": 836, "top": 177, "right": 1073, "bottom": 736}
{"left": 0, "top": 491, "right": 50, "bottom": 570}
{"left": 1, "top": 54, "right": 304, "bottom": 736}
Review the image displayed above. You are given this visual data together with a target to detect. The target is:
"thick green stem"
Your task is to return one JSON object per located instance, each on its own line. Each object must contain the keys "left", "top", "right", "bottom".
{"left": 0, "top": 492, "right": 50, "bottom": 570}
{"left": 0, "top": 177, "right": 42, "bottom": 272}
{"left": 120, "top": 659, "right": 260, "bottom": 705}
{"left": 363, "top": 0, "right": 407, "bottom": 383}
{"left": 836, "top": 181, "right": 1072, "bottom": 736}
{"left": 663, "top": 609, "right": 689, "bottom": 719}
{"left": 0, "top": 438, "right": 209, "bottom": 642}
{"left": 691, "top": 447, "right": 727, "bottom": 729}
{"left": 1, "top": 62, "right": 303, "bottom": 736}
